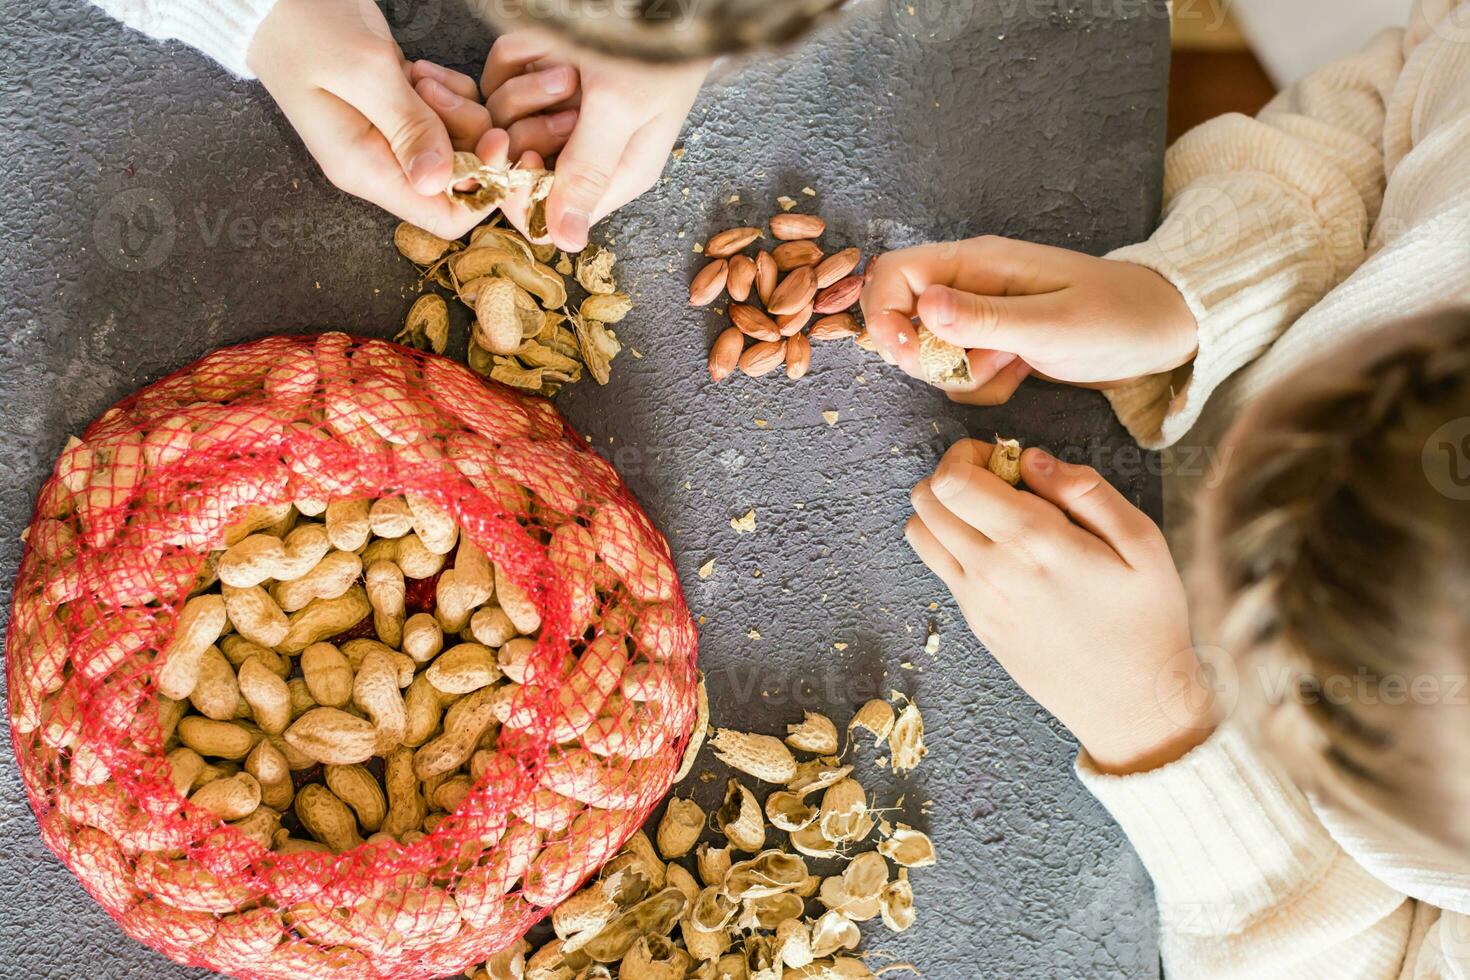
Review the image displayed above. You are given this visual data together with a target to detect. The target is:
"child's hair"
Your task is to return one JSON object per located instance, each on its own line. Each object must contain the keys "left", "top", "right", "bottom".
{"left": 470, "top": 0, "right": 848, "bottom": 62}
{"left": 1197, "top": 308, "right": 1470, "bottom": 857}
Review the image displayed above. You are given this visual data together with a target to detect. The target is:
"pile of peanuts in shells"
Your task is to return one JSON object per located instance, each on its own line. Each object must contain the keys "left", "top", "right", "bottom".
{"left": 138, "top": 490, "right": 692, "bottom": 863}
{"left": 393, "top": 221, "right": 628, "bottom": 399}
{"left": 476, "top": 695, "right": 932, "bottom": 980}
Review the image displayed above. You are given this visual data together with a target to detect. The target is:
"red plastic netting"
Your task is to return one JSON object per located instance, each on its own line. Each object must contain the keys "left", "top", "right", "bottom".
{"left": 6, "top": 333, "right": 699, "bottom": 979}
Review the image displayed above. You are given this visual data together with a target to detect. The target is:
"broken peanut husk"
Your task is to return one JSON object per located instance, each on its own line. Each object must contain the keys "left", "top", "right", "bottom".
{"left": 888, "top": 703, "right": 927, "bottom": 774}
{"left": 786, "top": 711, "right": 839, "bottom": 755}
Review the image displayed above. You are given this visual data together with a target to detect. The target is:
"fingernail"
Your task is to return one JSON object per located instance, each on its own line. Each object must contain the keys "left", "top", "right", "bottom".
{"left": 409, "top": 150, "right": 443, "bottom": 190}
{"left": 423, "top": 78, "right": 459, "bottom": 110}
{"left": 931, "top": 467, "right": 960, "bottom": 497}
{"left": 560, "top": 209, "right": 589, "bottom": 248}
{"left": 547, "top": 109, "right": 577, "bottom": 137}
{"left": 989, "top": 351, "right": 1017, "bottom": 371}
{"left": 1030, "top": 449, "right": 1054, "bottom": 474}
{"left": 929, "top": 287, "right": 956, "bottom": 327}
{"left": 540, "top": 66, "right": 573, "bottom": 94}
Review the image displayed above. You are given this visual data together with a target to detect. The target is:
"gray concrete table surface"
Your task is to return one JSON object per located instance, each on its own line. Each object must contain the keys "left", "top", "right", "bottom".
{"left": 0, "top": 1, "right": 1170, "bottom": 976}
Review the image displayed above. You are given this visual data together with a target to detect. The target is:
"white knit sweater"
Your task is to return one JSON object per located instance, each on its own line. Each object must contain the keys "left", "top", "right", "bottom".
{"left": 1105, "top": 0, "right": 1470, "bottom": 451}
{"left": 89, "top": 0, "right": 279, "bottom": 77}
{"left": 1088, "top": 1, "right": 1470, "bottom": 976}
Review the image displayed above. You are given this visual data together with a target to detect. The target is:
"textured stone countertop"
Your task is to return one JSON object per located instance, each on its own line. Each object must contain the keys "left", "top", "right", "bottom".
{"left": 0, "top": 0, "right": 1169, "bottom": 976}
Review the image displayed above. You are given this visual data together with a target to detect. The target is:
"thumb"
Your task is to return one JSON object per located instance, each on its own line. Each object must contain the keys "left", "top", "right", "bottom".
{"left": 545, "top": 107, "right": 635, "bottom": 251}
{"left": 917, "top": 284, "right": 1060, "bottom": 355}
{"left": 343, "top": 71, "right": 455, "bottom": 196}
{"left": 1019, "top": 450, "right": 1162, "bottom": 560}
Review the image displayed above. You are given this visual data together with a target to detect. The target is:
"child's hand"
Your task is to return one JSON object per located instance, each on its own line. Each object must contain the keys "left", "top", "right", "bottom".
{"left": 862, "top": 237, "right": 1199, "bottom": 405}
{"left": 478, "top": 31, "right": 710, "bottom": 252}
{"left": 406, "top": 60, "right": 549, "bottom": 243}
{"left": 247, "top": 0, "right": 482, "bottom": 239}
{"left": 907, "top": 439, "right": 1214, "bottom": 774}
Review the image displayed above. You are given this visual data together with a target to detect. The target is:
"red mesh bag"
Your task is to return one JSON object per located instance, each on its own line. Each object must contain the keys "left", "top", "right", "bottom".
{"left": 6, "top": 333, "right": 700, "bottom": 978}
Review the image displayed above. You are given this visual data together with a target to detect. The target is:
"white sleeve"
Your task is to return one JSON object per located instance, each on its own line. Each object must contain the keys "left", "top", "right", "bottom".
{"left": 1077, "top": 727, "right": 1419, "bottom": 978}
{"left": 89, "top": 0, "right": 281, "bottom": 78}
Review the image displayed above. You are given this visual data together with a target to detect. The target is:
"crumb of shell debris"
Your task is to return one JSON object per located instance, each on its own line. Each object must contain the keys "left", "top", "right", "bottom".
{"left": 728, "top": 193, "right": 740, "bottom": 204}
{"left": 822, "top": 410, "right": 840, "bottom": 426}
{"left": 754, "top": 419, "right": 768, "bottom": 428}
{"left": 698, "top": 559, "right": 715, "bottom": 579}
{"left": 748, "top": 628, "right": 761, "bottom": 639}
{"left": 672, "top": 147, "right": 686, "bottom": 161}
{"left": 777, "top": 196, "right": 797, "bottom": 211}
{"left": 731, "top": 509, "right": 757, "bottom": 533}
{"left": 833, "top": 642, "right": 848, "bottom": 651}
{"left": 693, "top": 242, "right": 703, "bottom": 252}
{"left": 631, "top": 349, "right": 643, "bottom": 358}
{"left": 802, "top": 187, "right": 816, "bottom": 196}
{"left": 924, "top": 633, "right": 940, "bottom": 655}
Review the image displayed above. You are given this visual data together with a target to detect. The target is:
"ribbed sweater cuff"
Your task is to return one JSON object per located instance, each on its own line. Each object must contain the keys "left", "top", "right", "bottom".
{"left": 1076, "top": 726, "right": 1337, "bottom": 927}
{"left": 1102, "top": 173, "right": 1339, "bottom": 448}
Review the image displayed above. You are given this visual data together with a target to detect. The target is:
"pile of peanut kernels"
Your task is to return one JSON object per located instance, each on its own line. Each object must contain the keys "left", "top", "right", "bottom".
{"left": 472, "top": 695, "right": 931, "bottom": 980}
{"left": 690, "top": 212, "right": 870, "bottom": 383}
{"left": 691, "top": 205, "right": 977, "bottom": 389}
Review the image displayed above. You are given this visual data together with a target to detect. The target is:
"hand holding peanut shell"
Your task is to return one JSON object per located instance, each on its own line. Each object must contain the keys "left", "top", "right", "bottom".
{"left": 246, "top": 0, "right": 485, "bottom": 240}
{"left": 405, "top": 58, "right": 552, "bottom": 244}
{"left": 906, "top": 439, "right": 1214, "bottom": 774}
{"left": 861, "top": 236, "right": 1200, "bottom": 405}
{"left": 476, "top": 30, "right": 710, "bottom": 252}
